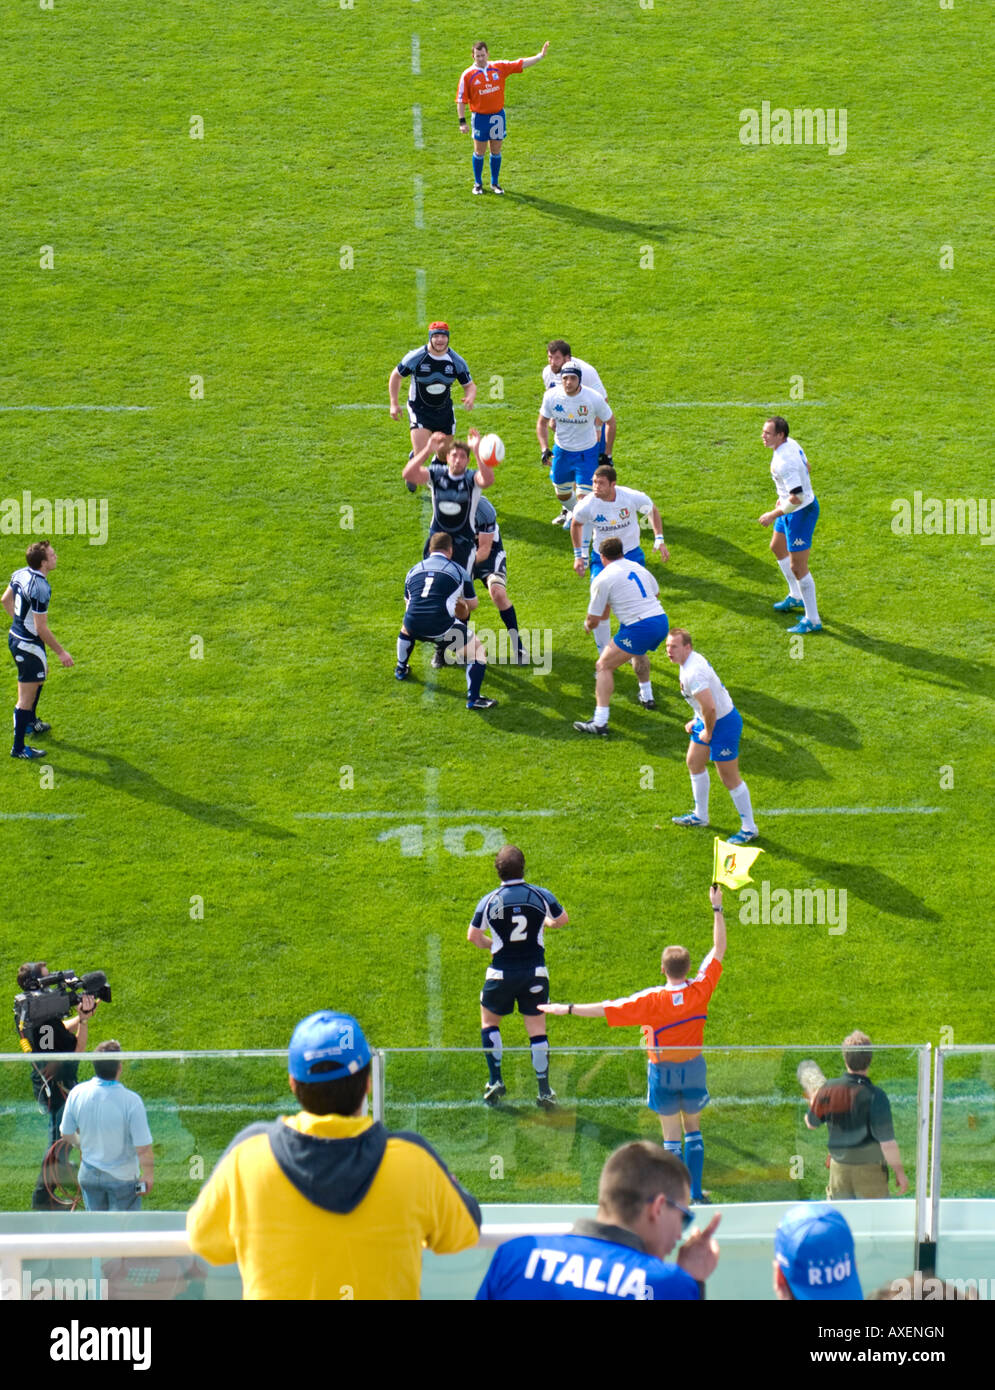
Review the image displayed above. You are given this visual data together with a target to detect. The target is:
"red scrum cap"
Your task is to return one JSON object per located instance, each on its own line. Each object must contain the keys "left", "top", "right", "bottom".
{"left": 428, "top": 321, "right": 450, "bottom": 337}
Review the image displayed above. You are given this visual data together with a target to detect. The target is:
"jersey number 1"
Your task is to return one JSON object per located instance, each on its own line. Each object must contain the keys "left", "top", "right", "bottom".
{"left": 627, "top": 570, "right": 647, "bottom": 598}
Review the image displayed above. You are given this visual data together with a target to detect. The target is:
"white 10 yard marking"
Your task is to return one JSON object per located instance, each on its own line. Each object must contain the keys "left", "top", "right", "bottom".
{"left": 371, "top": 767, "right": 561, "bottom": 857}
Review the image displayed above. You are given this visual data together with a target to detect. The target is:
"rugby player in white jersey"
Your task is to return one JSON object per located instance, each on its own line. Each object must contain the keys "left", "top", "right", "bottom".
{"left": 759, "top": 416, "right": 821, "bottom": 634}
{"left": 537, "top": 362, "right": 615, "bottom": 540}
{"left": 573, "top": 538, "right": 669, "bottom": 734}
{"left": 542, "top": 339, "right": 607, "bottom": 401}
{"left": 570, "top": 465, "right": 669, "bottom": 654}
{"left": 665, "top": 629, "right": 758, "bottom": 846}
{"left": 542, "top": 342, "right": 608, "bottom": 527}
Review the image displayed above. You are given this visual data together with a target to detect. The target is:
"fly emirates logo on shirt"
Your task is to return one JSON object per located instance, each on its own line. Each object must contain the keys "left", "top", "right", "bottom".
{"left": 473, "top": 70, "right": 501, "bottom": 98}
{"left": 522, "top": 1247, "right": 654, "bottom": 1299}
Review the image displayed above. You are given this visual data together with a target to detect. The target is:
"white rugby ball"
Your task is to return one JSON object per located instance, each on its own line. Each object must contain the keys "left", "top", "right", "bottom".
{"left": 477, "top": 433, "right": 505, "bottom": 465}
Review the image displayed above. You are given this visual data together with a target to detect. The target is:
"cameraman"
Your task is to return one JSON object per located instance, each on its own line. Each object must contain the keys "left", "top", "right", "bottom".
{"left": 16, "top": 962, "right": 99, "bottom": 1209}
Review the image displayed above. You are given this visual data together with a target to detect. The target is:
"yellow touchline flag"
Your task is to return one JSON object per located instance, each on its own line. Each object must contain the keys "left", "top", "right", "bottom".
{"left": 712, "top": 836, "right": 764, "bottom": 890}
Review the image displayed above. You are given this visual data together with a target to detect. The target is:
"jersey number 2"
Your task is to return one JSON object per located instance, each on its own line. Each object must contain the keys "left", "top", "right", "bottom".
{"left": 509, "top": 913, "right": 529, "bottom": 942}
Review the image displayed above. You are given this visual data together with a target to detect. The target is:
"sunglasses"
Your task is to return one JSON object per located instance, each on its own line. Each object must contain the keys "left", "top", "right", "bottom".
{"left": 663, "top": 1197, "right": 695, "bottom": 1232}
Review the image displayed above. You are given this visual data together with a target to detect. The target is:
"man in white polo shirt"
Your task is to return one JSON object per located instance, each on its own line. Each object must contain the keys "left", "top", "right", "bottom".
{"left": 60, "top": 1040, "right": 154, "bottom": 1211}
{"left": 759, "top": 416, "right": 821, "bottom": 634}
{"left": 537, "top": 361, "right": 615, "bottom": 534}
{"left": 574, "top": 538, "right": 669, "bottom": 733}
{"left": 665, "top": 628, "right": 758, "bottom": 846}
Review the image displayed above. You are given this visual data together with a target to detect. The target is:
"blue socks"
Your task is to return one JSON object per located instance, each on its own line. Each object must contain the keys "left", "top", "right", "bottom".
{"left": 482, "top": 1027, "right": 502, "bottom": 1083}
{"left": 684, "top": 1131, "right": 705, "bottom": 1199}
{"left": 530, "top": 1033, "right": 550, "bottom": 1085}
{"left": 472, "top": 154, "right": 484, "bottom": 186}
{"left": 490, "top": 153, "right": 502, "bottom": 186}
{"left": 12, "top": 706, "right": 31, "bottom": 753}
{"left": 466, "top": 661, "right": 486, "bottom": 701}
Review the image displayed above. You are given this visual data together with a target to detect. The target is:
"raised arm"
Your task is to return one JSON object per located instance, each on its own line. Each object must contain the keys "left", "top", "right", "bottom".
{"left": 402, "top": 430, "right": 449, "bottom": 485}
{"left": 520, "top": 42, "right": 549, "bottom": 70}
{"left": 709, "top": 884, "right": 727, "bottom": 962}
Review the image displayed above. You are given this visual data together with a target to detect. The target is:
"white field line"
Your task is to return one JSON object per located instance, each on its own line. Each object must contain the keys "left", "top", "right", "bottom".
{"left": 295, "top": 809, "right": 560, "bottom": 820}
{"left": 3, "top": 1093, "right": 965, "bottom": 1116}
{"left": 0, "top": 405, "right": 152, "bottom": 413}
{"left": 0, "top": 813, "right": 82, "bottom": 821}
{"left": 297, "top": 808, "right": 936, "bottom": 821}
{"left": 647, "top": 401, "right": 828, "bottom": 408}
{"left": 411, "top": 34, "right": 420, "bottom": 75}
{"left": 412, "top": 104, "right": 424, "bottom": 149}
{"left": 329, "top": 402, "right": 508, "bottom": 410}
{"left": 413, "top": 173, "right": 425, "bottom": 229}
{"left": 415, "top": 269, "right": 427, "bottom": 330}
{"left": 761, "top": 806, "right": 941, "bottom": 817}
{"left": 426, "top": 935, "right": 442, "bottom": 1048}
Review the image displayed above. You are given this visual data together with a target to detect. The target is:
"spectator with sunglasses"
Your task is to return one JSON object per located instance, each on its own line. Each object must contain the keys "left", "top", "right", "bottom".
{"left": 476, "top": 1142, "right": 720, "bottom": 1301}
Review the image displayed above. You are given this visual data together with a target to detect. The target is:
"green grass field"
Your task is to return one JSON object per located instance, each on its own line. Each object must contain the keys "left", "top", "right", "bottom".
{"left": 2, "top": 1, "right": 993, "bottom": 1214}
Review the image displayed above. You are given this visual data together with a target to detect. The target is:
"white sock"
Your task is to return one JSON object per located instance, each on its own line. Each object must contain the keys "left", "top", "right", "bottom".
{"left": 729, "top": 780, "right": 757, "bottom": 833}
{"left": 691, "top": 771, "right": 710, "bottom": 822}
{"left": 593, "top": 620, "right": 611, "bottom": 651}
{"left": 778, "top": 557, "right": 802, "bottom": 599}
{"left": 638, "top": 681, "right": 653, "bottom": 700}
{"left": 557, "top": 493, "right": 576, "bottom": 513}
{"left": 798, "top": 573, "right": 819, "bottom": 624}
{"left": 593, "top": 706, "right": 610, "bottom": 727}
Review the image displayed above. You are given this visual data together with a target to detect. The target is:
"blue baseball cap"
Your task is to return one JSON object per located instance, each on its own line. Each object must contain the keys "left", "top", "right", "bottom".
{"left": 774, "top": 1203, "right": 862, "bottom": 1300}
{"left": 288, "top": 1011, "right": 371, "bottom": 1082}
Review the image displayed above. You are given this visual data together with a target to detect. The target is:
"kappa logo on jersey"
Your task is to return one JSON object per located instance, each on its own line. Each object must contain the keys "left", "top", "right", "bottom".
{"left": 791, "top": 537, "right": 807, "bottom": 547}
{"left": 719, "top": 747, "right": 733, "bottom": 757}
{"left": 554, "top": 404, "right": 565, "bottom": 413}
{"left": 594, "top": 514, "right": 608, "bottom": 523}
{"left": 618, "top": 636, "right": 633, "bottom": 649}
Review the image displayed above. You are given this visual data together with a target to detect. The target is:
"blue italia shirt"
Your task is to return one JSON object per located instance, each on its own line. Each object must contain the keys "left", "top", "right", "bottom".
{"left": 476, "top": 1221, "right": 700, "bottom": 1301}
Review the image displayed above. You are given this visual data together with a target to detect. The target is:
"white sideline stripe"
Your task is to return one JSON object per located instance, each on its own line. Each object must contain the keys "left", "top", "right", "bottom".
{"left": 3, "top": 1092, "right": 967, "bottom": 1117}
{"left": 412, "top": 104, "right": 424, "bottom": 149}
{"left": 386, "top": 1093, "right": 967, "bottom": 1112}
{"left": 0, "top": 813, "right": 82, "bottom": 821}
{"left": 427, "top": 935, "right": 442, "bottom": 1048}
{"left": 413, "top": 173, "right": 425, "bottom": 229}
{"left": 295, "top": 809, "right": 560, "bottom": 820}
{"left": 411, "top": 35, "right": 420, "bottom": 75}
{"left": 0, "top": 405, "right": 152, "bottom": 413}
{"left": 761, "top": 806, "right": 941, "bottom": 817}
{"left": 415, "top": 269, "right": 427, "bottom": 334}
{"left": 328, "top": 402, "right": 508, "bottom": 410}
{"left": 648, "top": 401, "right": 827, "bottom": 409}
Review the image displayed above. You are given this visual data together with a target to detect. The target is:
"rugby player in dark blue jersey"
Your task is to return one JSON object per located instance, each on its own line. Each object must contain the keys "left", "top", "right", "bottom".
{"left": 472, "top": 495, "right": 526, "bottom": 664}
{"left": 467, "top": 844, "right": 568, "bottom": 1107}
{"left": 389, "top": 322, "right": 475, "bottom": 492}
{"left": 2, "top": 541, "right": 74, "bottom": 760}
{"left": 396, "top": 533, "right": 496, "bottom": 710}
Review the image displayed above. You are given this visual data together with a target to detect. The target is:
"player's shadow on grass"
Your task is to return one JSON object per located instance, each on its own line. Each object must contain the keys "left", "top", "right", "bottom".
{"left": 738, "top": 689, "right": 862, "bottom": 752}
{"left": 665, "top": 523, "right": 772, "bottom": 585}
{"left": 52, "top": 743, "right": 295, "bottom": 841}
{"left": 829, "top": 621, "right": 995, "bottom": 699}
{"left": 504, "top": 192, "right": 692, "bottom": 241}
{"left": 498, "top": 510, "right": 581, "bottom": 553}
{"left": 759, "top": 832, "right": 940, "bottom": 922}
